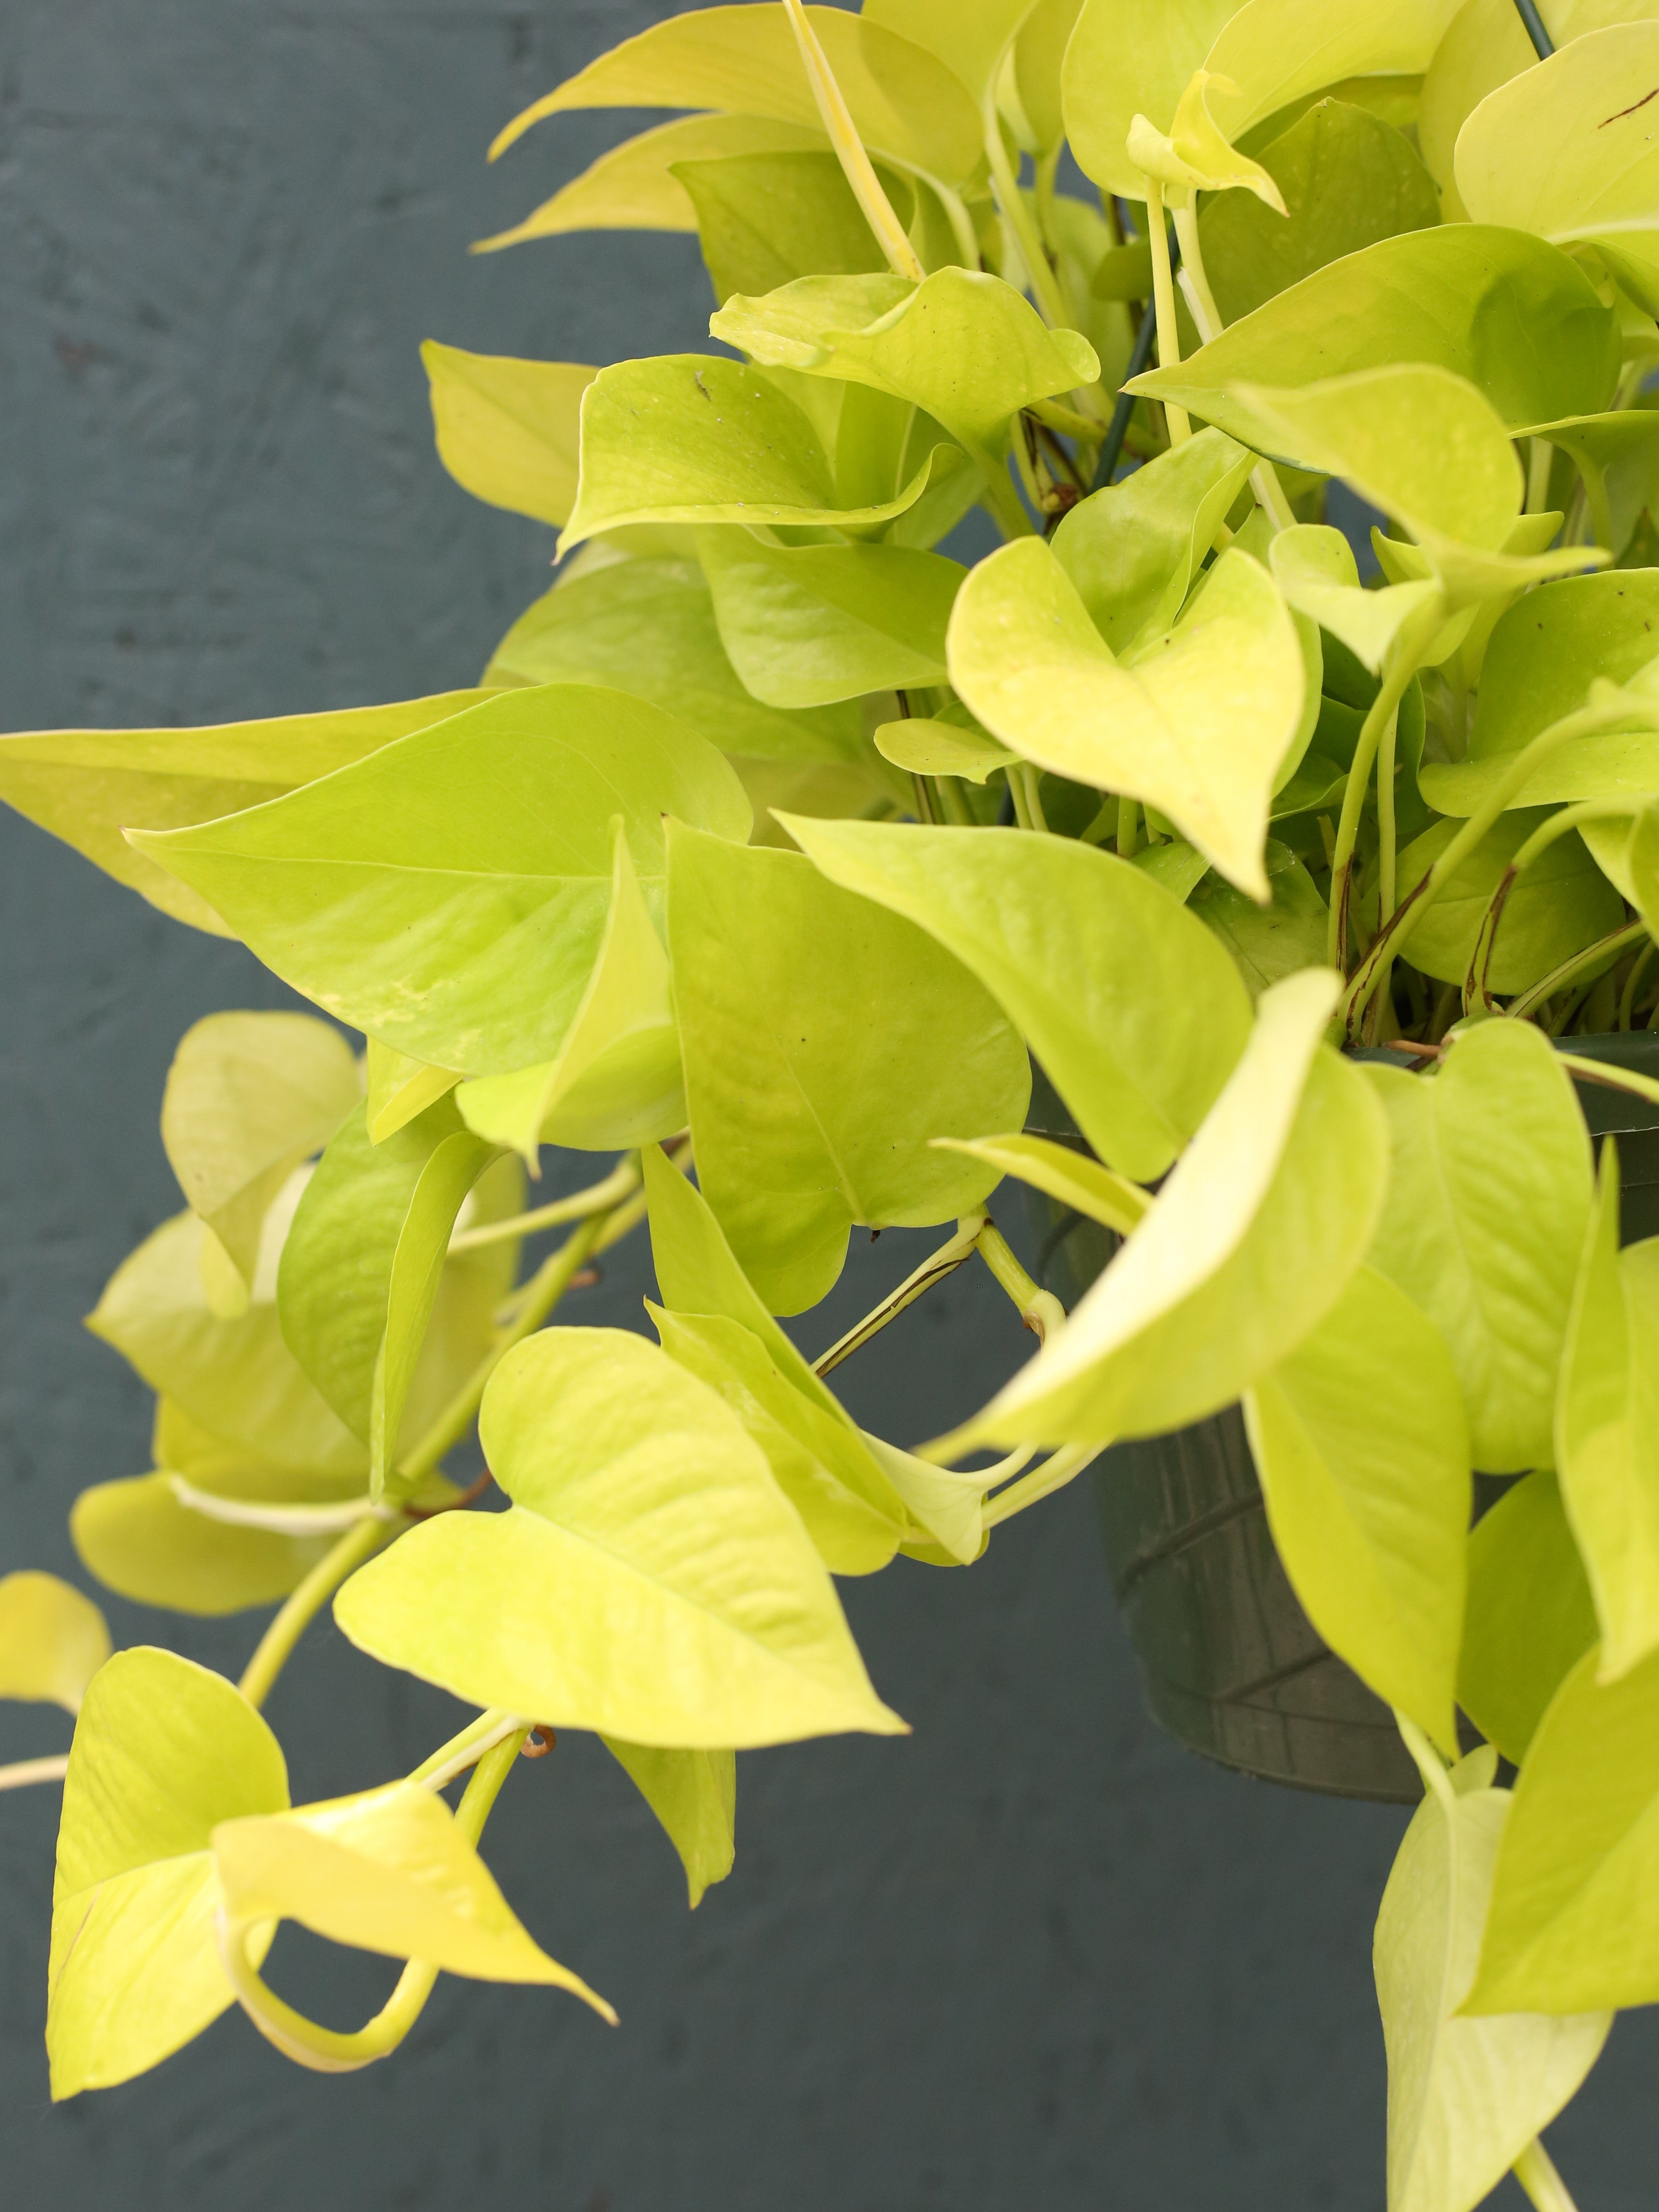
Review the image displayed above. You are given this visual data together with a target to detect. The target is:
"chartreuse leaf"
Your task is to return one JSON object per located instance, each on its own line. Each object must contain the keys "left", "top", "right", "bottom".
{"left": 1048, "top": 428, "right": 1256, "bottom": 658}
{"left": 938, "top": 970, "right": 1389, "bottom": 1450}
{"left": 130, "top": 686, "right": 751, "bottom": 1078}
{"left": 650, "top": 1306, "right": 906, "bottom": 1573}
{"left": 71, "top": 1472, "right": 355, "bottom": 1617}
{"left": 1469, "top": 1640, "right": 1659, "bottom": 2013}
{"left": 336, "top": 1329, "right": 906, "bottom": 1747}
{"left": 1364, "top": 1025, "right": 1593, "bottom": 1474}
{"left": 1376, "top": 1750, "right": 1611, "bottom": 2212}
{"left": 600, "top": 1740, "right": 735, "bottom": 1909}
{"left": 212, "top": 1783, "right": 611, "bottom": 2007}
{"left": 488, "top": 4, "right": 985, "bottom": 186}
{"left": 89, "top": 1206, "right": 368, "bottom": 1479}
{"left": 0, "top": 1574, "right": 110, "bottom": 1710}
{"left": 946, "top": 540, "right": 1306, "bottom": 896}
{"left": 1199, "top": 100, "right": 1442, "bottom": 327}
{"left": 48, "top": 1648, "right": 289, "bottom": 2099}
{"left": 278, "top": 1097, "right": 496, "bottom": 1498}
{"left": 711, "top": 269, "right": 1099, "bottom": 466}
{"left": 484, "top": 557, "right": 860, "bottom": 766}
{"left": 421, "top": 343, "right": 596, "bottom": 528}
{"left": 1460, "top": 1473, "right": 1599, "bottom": 1767}
{"left": 1383, "top": 809, "right": 1624, "bottom": 993}
{"left": 933, "top": 1134, "right": 1150, "bottom": 1237}
{"left": 1062, "top": 0, "right": 1244, "bottom": 199}
{"left": 1125, "top": 71, "right": 1287, "bottom": 206}
{"left": 1244, "top": 1269, "right": 1469, "bottom": 1755}
{"left": 674, "top": 150, "right": 899, "bottom": 303}
{"left": 1011, "top": 0, "right": 1084, "bottom": 152}
{"left": 696, "top": 531, "right": 963, "bottom": 707}
{"left": 1556, "top": 1154, "right": 1659, "bottom": 1681}
{"left": 0, "top": 692, "right": 493, "bottom": 935}
{"left": 474, "top": 114, "right": 827, "bottom": 253}
{"left": 558, "top": 356, "right": 959, "bottom": 549}
{"left": 873, "top": 717, "right": 1016, "bottom": 782}
{"left": 1269, "top": 526, "right": 1442, "bottom": 677}
{"left": 1128, "top": 227, "right": 1620, "bottom": 434}
{"left": 1191, "top": 838, "right": 1328, "bottom": 998}
{"left": 782, "top": 820, "right": 1249, "bottom": 1181}
{"left": 1421, "top": 572, "right": 1659, "bottom": 815}
{"left": 1457, "top": 23, "right": 1659, "bottom": 317}
{"left": 667, "top": 824, "right": 1028, "bottom": 1314}
{"left": 863, "top": 0, "right": 1039, "bottom": 103}
{"left": 161, "top": 1011, "right": 361, "bottom": 1294}
{"left": 457, "top": 823, "right": 683, "bottom": 1163}
{"left": 1202, "top": 0, "right": 1465, "bottom": 144}
{"left": 365, "top": 1041, "right": 460, "bottom": 1145}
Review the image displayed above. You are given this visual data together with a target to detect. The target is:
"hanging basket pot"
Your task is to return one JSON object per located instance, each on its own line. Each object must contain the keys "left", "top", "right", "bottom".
{"left": 1023, "top": 1032, "right": 1659, "bottom": 1807}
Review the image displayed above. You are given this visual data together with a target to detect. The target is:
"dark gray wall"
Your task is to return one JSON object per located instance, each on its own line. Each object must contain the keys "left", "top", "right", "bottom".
{"left": 0, "top": 6, "right": 1649, "bottom": 2206}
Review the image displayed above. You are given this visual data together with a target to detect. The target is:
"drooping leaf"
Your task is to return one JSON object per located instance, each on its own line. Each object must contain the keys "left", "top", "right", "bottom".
{"left": 483, "top": 556, "right": 860, "bottom": 765}
{"left": 675, "top": 149, "right": 897, "bottom": 302}
{"left": 1269, "top": 524, "right": 1442, "bottom": 676}
{"left": 782, "top": 818, "right": 1250, "bottom": 1183}
{"left": 129, "top": 686, "right": 751, "bottom": 1077}
{"left": 1364, "top": 1024, "right": 1593, "bottom": 1474}
{"left": 0, "top": 1574, "right": 110, "bottom": 1711}
{"left": 1456, "top": 22, "right": 1659, "bottom": 318}
{"left": 160, "top": 1011, "right": 361, "bottom": 1291}
{"left": 947, "top": 540, "right": 1306, "bottom": 896}
{"left": 938, "top": 969, "right": 1389, "bottom": 1449}
{"left": 212, "top": 1782, "right": 612, "bottom": 2007}
{"left": 600, "top": 1739, "right": 736, "bottom": 1909}
{"left": 709, "top": 268, "right": 1099, "bottom": 465}
{"left": 1124, "top": 68, "right": 1289, "bottom": 207}
{"left": 666, "top": 823, "right": 1029, "bottom": 1313}
{"left": 558, "top": 355, "right": 962, "bottom": 549}
{"left": 1190, "top": 837, "right": 1328, "bottom": 997}
{"left": 1061, "top": 0, "right": 1246, "bottom": 199}
{"left": 278, "top": 1098, "right": 496, "bottom": 1498}
{"left": 1376, "top": 1751, "right": 1611, "bottom": 2212}
{"left": 863, "top": 0, "right": 1040, "bottom": 102}
{"left": 1048, "top": 427, "right": 1257, "bottom": 657}
{"left": 1555, "top": 1153, "right": 1659, "bottom": 1680}
{"left": 422, "top": 343, "right": 596, "bottom": 528}
{"left": 933, "top": 1132, "right": 1150, "bottom": 1236}
{"left": 1128, "top": 226, "right": 1620, "bottom": 435}
{"left": 1244, "top": 1268, "right": 1470, "bottom": 1755}
{"left": 1381, "top": 810, "right": 1625, "bottom": 993}
{"left": 335, "top": 1328, "right": 906, "bottom": 1747}
{"left": 1202, "top": 0, "right": 1466, "bottom": 144}
{"left": 1469, "top": 1640, "right": 1659, "bottom": 2013}
{"left": 0, "top": 692, "right": 493, "bottom": 935}
{"left": 697, "top": 531, "right": 962, "bottom": 706}
{"left": 48, "top": 1648, "right": 289, "bottom": 2100}
{"left": 70, "top": 1468, "right": 359, "bottom": 1618}
{"left": 365, "top": 1041, "right": 460, "bottom": 1145}
{"left": 1460, "top": 1472, "right": 1599, "bottom": 1767}
{"left": 1199, "top": 99, "right": 1441, "bottom": 326}
{"left": 488, "top": 4, "right": 985, "bottom": 186}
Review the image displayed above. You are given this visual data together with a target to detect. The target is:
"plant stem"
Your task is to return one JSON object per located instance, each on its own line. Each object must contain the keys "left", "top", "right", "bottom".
{"left": 783, "top": 0, "right": 922, "bottom": 279}
{"left": 1327, "top": 613, "right": 1439, "bottom": 974}
{"left": 1505, "top": 921, "right": 1649, "bottom": 1024}
{"left": 1513, "top": 2140, "right": 1579, "bottom": 2212}
{"left": 981, "top": 461, "right": 1037, "bottom": 540}
{"left": 0, "top": 1752, "right": 70, "bottom": 1793}
{"left": 983, "top": 92, "right": 1072, "bottom": 329}
{"left": 1020, "top": 764, "right": 1049, "bottom": 833}
{"left": 813, "top": 1213, "right": 988, "bottom": 1377}
{"left": 1464, "top": 798, "right": 1645, "bottom": 1011}
{"left": 976, "top": 1222, "right": 1066, "bottom": 1342}
{"left": 981, "top": 1443, "right": 1103, "bottom": 1528}
{"left": 407, "top": 1707, "right": 520, "bottom": 1791}
{"left": 1510, "top": 0, "right": 1556, "bottom": 59}
{"left": 219, "top": 1729, "right": 531, "bottom": 2075}
{"left": 450, "top": 1155, "right": 640, "bottom": 1250}
{"left": 1142, "top": 178, "right": 1190, "bottom": 445}
{"left": 1620, "top": 939, "right": 1659, "bottom": 1027}
{"left": 238, "top": 1512, "right": 395, "bottom": 1711}
{"left": 1117, "top": 796, "right": 1140, "bottom": 858}
{"left": 1170, "top": 204, "right": 1295, "bottom": 527}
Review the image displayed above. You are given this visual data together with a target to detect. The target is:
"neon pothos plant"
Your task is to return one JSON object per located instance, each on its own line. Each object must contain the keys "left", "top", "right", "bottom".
{"left": 9, "top": 0, "right": 1659, "bottom": 2200}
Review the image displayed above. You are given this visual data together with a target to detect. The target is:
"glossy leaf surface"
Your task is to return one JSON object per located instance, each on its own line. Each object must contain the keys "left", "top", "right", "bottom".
{"left": 1365, "top": 1025, "right": 1593, "bottom": 1473}
{"left": 668, "top": 824, "right": 1029, "bottom": 1313}
{"left": 0, "top": 1574, "right": 111, "bottom": 1711}
{"left": 1460, "top": 1472, "right": 1598, "bottom": 1767}
{"left": 336, "top": 1329, "right": 904, "bottom": 1747}
{"left": 48, "top": 1649, "right": 289, "bottom": 2099}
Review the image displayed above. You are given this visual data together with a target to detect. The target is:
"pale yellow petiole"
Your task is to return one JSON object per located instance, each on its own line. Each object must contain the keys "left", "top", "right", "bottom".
{"left": 813, "top": 1212, "right": 989, "bottom": 1378}
{"left": 782, "top": 0, "right": 923, "bottom": 280}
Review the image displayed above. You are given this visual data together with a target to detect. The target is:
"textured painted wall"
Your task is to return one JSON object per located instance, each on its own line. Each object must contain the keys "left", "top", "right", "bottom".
{"left": 0, "top": 5, "right": 1650, "bottom": 2206}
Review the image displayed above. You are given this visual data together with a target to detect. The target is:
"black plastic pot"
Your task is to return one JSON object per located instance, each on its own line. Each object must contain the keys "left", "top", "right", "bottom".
{"left": 1024, "top": 1032, "right": 1659, "bottom": 1805}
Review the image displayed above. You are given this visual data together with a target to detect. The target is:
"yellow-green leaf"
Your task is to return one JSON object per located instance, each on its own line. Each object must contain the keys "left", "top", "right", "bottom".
{"left": 600, "top": 1740, "right": 736, "bottom": 1909}
{"left": 422, "top": 343, "right": 596, "bottom": 528}
{"left": 365, "top": 1041, "right": 460, "bottom": 1145}
{"left": 71, "top": 1468, "right": 358, "bottom": 1618}
{"left": 1202, "top": 0, "right": 1465, "bottom": 145}
{"left": 1062, "top": 0, "right": 1244, "bottom": 199}
{"left": 873, "top": 716, "right": 1016, "bottom": 782}
{"left": 1460, "top": 1472, "right": 1598, "bottom": 1767}
{"left": 932, "top": 1131, "right": 1150, "bottom": 1237}
{"left": 0, "top": 1574, "right": 110, "bottom": 1711}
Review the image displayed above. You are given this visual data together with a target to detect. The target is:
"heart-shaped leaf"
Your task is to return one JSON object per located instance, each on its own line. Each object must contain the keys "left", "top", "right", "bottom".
{"left": 1062, "top": 0, "right": 1246, "bottom": 199}
{"left": 781, "top": 817, "right": 1250, "bottom": 1180}
{"left": 1460, "top": 1472, "right": 1599, "bottom": 1768}
{"left": 129, "top": 685, "right": 751, "bottom": 1077}
{"left": 937, "top": 969, "right": 1389, "bottom": 1449}
{"left": 335, "top": 1328, "right": 906, "bottom": 1747}
{"left": 1376, "top": 1750, "right": 1610, "bottom": 2212}
{"left": 1363, "top": 1024, "right": 1594, "bottom": 1473}
{"left": 0, "top": 1574, "right": 110, "bottom": 1711}
{"left": 1244, "top": 1267, "right": 1470, "bottom": 1755}
{"left": 947, "top": 539, "right": 1306, "bottom": 896}
{"left": 667, "top": 823, "right": 1029, "bottom": 1313}
{"left": 48, "top": 1648, "right": 290, "bottom": 2099}
{"left": 873, "top": 716, "right": 1016, "bottom": 782}
{"left": 600, "top": 1740, "right": 736, "bottom": 1909}
{"left": 422, "top": 342, "right": 596, "bottom": 528}
{"left": 161, "top": 1011, "right": 362, "bottom": 1292}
